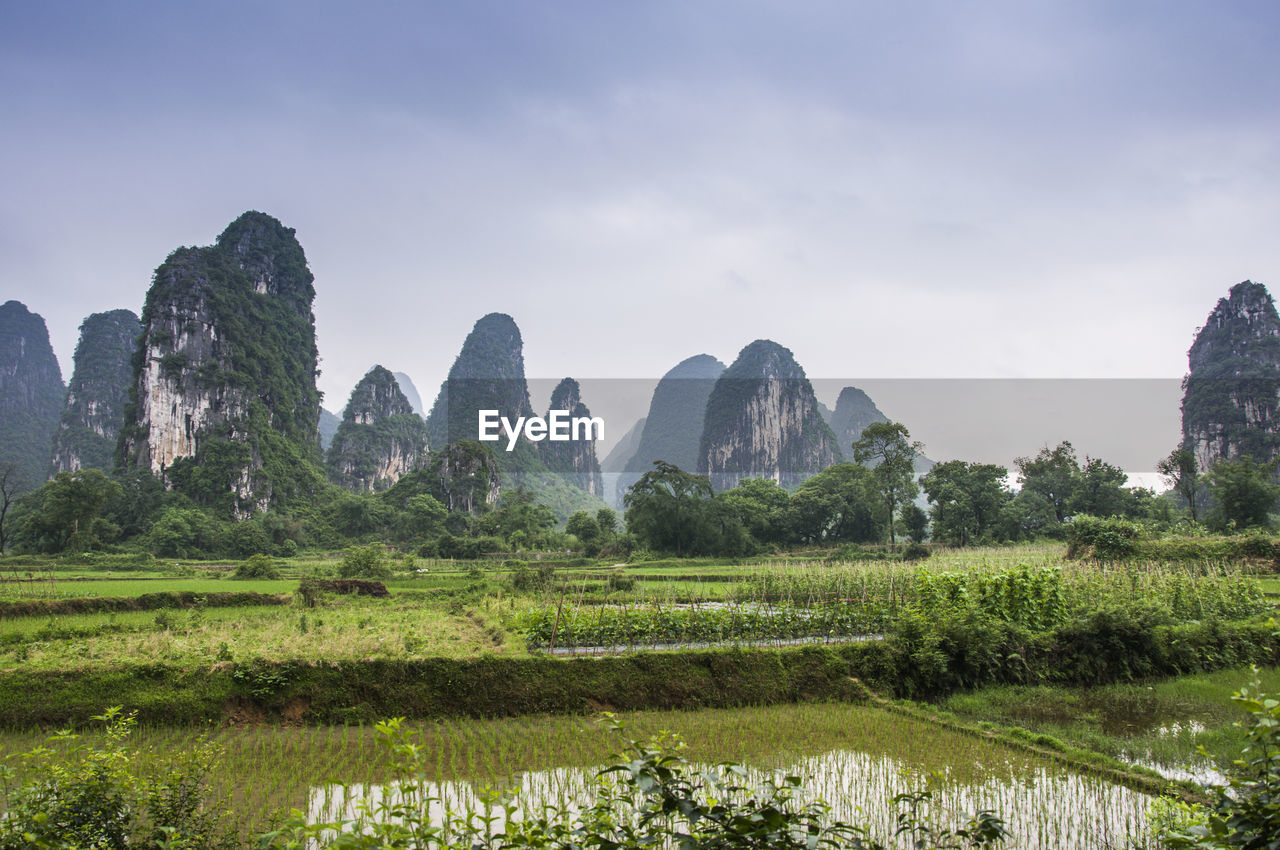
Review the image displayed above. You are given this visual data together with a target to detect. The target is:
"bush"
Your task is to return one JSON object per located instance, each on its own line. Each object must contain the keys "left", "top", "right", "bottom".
{"left": 511, "top": 563, "right": 556, "bottom": 592}
{"left": 232, "top": 553, "right": 281, "bottom": 580}
{"left": 1066, "top": 515, "right": 1144, "bottom": 560}
{"left": 607, "top": 570, "right": 636, "bottom": 592}
{"left": 437, "top": 534, "right": 503, "bottom": 560}
{"left": 338, "top": 545, "right": 392, "bottom": 580}
{"left": 0, "top": 707, "right": 236, "bottom": 849}
{"left": 1166, "top": 669, "right": 1280, "bottom": 848}
{"left": 901, "top": 542, "right": 931, "bottom": 562}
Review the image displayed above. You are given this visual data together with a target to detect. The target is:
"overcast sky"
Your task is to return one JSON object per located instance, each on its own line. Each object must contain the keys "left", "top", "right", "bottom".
{"left": 4, "top": 1, "right": 1279, "bottom": 464}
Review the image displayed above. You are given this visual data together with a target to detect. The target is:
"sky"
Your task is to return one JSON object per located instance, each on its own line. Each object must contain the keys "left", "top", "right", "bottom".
{"left": 3, "top": 1, "right": 1279, "bottom": 467}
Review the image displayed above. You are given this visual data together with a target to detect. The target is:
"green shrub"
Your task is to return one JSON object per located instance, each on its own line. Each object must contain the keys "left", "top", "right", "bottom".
{"left": 1066, "top": 515, "right": 1144, "bottom": 560}
{"left": 337, "top": 545, "right": 392, "bottom": 580}
{"left": 232, "top": 553, "right": 281, "bottom": 580}
{"left": 0, "top": 707, "right": 236, "bottom": 849}
{"left": 1166, "top": 670, "right": 1280, "bottom": 848}
{"left": 901, "top": 542, "right": 931, "bottom": 561}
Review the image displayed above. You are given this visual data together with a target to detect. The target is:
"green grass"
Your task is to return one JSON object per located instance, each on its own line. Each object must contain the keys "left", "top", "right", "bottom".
{"left": 0, "top": 577, "right": 297, "bottom": 601}
{"left": 0, "top": 596, "right": 515, "bottom": 670}
{"left": 935, "top": 664, "right": 1280, "bottom": 777}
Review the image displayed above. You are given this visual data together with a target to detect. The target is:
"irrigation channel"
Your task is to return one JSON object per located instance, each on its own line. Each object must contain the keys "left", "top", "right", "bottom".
{"left": 304, "top": 704, "right": 1173, "bottom": 849}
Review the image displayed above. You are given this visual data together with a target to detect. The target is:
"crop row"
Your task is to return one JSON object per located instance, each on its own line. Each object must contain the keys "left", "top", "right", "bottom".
{"left": 516, "top": 565, "right": 1269, "bottom": 649}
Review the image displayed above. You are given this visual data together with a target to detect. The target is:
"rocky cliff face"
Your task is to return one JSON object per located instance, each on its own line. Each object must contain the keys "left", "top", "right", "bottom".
{"left": 1181, "top": 280, "right": 1280, "bottom": 470}
{"left": 50, "top": 309, "right": 141, "bottom": 474}
{"left": 697, "top": 340, "right": 840, "bottom": 490}
{"left": 425, "top": 313, "right": 541, "bottom": 475}
{"left": 541, "top": 377, "right": 603, "bottom": 496}
{"left": 119, "top": 211, "right": 323, "bottom": 517}
{"left": 427, "top": 441, "right": 501, "bottom": 512}
{"left": 327, "top": 366, "right": 429, "bottom": 491}
{"left": 0, "top": 301, "right": 64, "bottom": 492}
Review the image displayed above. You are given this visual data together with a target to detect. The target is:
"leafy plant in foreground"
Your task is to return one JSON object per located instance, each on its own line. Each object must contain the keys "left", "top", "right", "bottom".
{"left": 1166, "top": 668, "right": 1280, "bottom": 848}
{"left": 0, "top": 707, "right": 236, "bottom": 849}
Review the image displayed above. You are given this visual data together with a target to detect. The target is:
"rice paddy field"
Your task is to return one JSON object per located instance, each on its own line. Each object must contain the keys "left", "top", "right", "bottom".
{"left": 0, "top": 542, "right": 1276, "bottom": 845}
{"left": 0, "top": 701, "right": 1182, "bottom": 847}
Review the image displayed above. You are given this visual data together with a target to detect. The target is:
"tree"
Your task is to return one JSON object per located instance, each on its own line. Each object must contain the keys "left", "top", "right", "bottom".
{"left": 851, "top": 422, "right": 922, "bottom": 546}
{"left": 481, "top": 486, "right": 557, "bottom": 546}
{"left": 720, "top": 478, "right": 792, "bottom": 544}
{"left": 1157, "top": 448, "right": 1201, "bottom": 522}
{"left": 17, "top": 469, "right": 124, "bottom": 553}
{"left": 900, "top": 502, "right": 929, "bottom": 544}
{"left": 338, "top": 544, "right": 392, "bottom": 579}
{"left": 787, "top": 463, "right": 881, "bottom": 544}
{"left": 1205, "top": 458, "right": 1280, "bottom": 531}
{"left": 1072, "top": 456, "right": 1131, "bottom": 518}
{"left": 920, "top": 461, "right": 1011, "bottom": 546}
{"left": 595, "top": 507, "right": 617, "bottom": 537}
{"left": 405, "top": 493, "right": 447, "bottom": 538}
{"left": 566, "top": 510, "right": 601, "bottom": 543}
{"left": 0, "top": 462, "right": 19, "bottom": 554}
{"left": 1015, "top": 441, "right": 1080, "bottom": 524}
{"left": 624, "top": 461, "right": 724, "bottom": 556}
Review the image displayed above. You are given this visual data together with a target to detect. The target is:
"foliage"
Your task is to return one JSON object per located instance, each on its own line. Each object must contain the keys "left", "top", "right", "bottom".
{"left": 625, "top": 462, "right": 750, "bottom": 557}
{"left": 920, "top": 461, "right": 1011, "bottom": 546}
{"left": 851, "top": 422, "right": 923, "bottom": 546}
{"left": 1015, "top": 442, "right": 1082, "bottom": 525}
{"left": 12, "top": 469, "right": 124, "bottom": 553}
{"left": 1065, "top": 515, "right": 1144, "bottom": 560}
{"left": 0, "top": 707, "right": 236, "bottom": 849}
{"left": 565, "top": 510, "right": 601, "bottom": 543}
{"left": 721, "top": 478, "right": 792, "bottom": 545}
{"left": 338, "top": 545, "right": 392, "bottom": 580}
{"left": 260, "top": 716, "right": 1007, "bottom": 849}
{"left": 1159, "top": 448, "right": 1203, "bottom": 523}
{"left": 1205, "top": 458, "right": 1280, "bottom": 531}
{"left": 233, "top": 553, "right": 282, "bottom": 580}
{"left": 1166, "top": 670, "right": 1280, "bottom": 848}
{"left": 787, "top": 464, "right": 881, "bottom": 545}
{"left": 145, "top": 506, "right": 227, "bottom": 559}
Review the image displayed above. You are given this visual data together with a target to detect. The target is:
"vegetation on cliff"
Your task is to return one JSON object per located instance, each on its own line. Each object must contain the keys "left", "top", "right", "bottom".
{"left": 0, "top": 301, "right": 64, "bottom": 495}
{"left": 326, "top": 366, "right": 428, "bottom": 492}
{"left": 50, "top": 309, "right": 141, "bottom": 475}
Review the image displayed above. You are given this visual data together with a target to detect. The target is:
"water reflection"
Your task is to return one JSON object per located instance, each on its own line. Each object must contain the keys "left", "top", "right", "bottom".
{"left": 311, "top": 749, "right": 1157, "bottom": 849}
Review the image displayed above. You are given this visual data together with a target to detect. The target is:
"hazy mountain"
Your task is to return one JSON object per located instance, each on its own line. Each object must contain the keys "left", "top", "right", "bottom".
{"left": 392, "top": 371, "right": 425, "bottom": 417}
{"left": 0, "top": 301, "right": 64, "bottom": 494}
{"left": 327, "top": 365, "right": 428, "bottom": 491}
{"left": 50, "top": 309, "right": 141, "bottom": 475}
{"left": 698, "top": 340, "right": 840, "bottom": 491}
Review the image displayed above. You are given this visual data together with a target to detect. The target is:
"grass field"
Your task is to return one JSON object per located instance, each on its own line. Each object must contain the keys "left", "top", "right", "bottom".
{"left": 936, "top": 664, "right": 1280, "bottom": 781}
